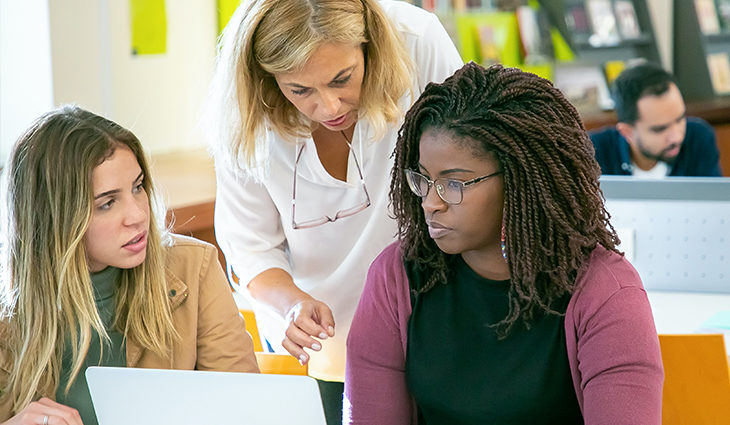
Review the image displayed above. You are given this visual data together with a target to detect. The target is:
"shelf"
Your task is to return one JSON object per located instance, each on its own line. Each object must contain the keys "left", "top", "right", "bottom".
{"left": 704, "top": 32, "right": 730, "bottom": 43}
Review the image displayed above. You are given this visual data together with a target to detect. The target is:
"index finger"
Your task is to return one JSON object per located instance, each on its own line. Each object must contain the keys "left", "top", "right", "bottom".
{"left": 293, "top": 308, "right": 330, "bottom": 338}
{"left": 312, "top": 304, "right": 335, "bottom": 338}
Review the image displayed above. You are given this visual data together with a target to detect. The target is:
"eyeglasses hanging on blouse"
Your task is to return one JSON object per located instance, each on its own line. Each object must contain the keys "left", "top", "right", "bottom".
{"left": 291, "top": 131, "right": 371, "bottom": 229}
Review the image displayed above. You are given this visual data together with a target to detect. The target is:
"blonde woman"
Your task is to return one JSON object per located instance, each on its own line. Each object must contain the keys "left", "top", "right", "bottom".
{"left": 0, "top": 106, "right": 258, "bottom": 425}
{"left": 205, "top": 0, "right": 462, "bottom": 422}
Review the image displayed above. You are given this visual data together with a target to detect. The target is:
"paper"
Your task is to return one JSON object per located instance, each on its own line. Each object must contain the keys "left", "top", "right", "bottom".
{"left": 217, "top": 0, "right": 241, "bottom": 34}
{"left": 130, "top": 0, "right": 167, "bottom": 55}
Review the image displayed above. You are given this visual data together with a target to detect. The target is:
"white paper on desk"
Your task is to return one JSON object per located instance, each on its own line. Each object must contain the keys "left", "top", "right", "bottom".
{"left": 615, "top": 227, "right": 635, "bottom": 262}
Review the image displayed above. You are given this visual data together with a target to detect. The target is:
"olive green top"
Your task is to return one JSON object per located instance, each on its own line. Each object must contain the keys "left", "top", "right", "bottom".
{"left": 56, "top": 266, "right": 125, "bottom": 425}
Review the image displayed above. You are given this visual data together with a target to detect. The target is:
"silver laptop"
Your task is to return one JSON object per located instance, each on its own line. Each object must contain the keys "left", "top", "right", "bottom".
{"left": 86, "top": 366, "right": 326, "bottom": 425}
{"left": 600, "top": 176, "right": 730, "bottom": 293}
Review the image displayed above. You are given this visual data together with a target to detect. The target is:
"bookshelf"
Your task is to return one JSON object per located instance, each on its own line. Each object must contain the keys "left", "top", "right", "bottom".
{"left": 673, "top": 0, "right": 730, "bottom": 101}
{"left": 555, "top": 0, "right": 661, "bottom": 64}
{"left": 417, "top": 0, "right": 662, "bottom": 112}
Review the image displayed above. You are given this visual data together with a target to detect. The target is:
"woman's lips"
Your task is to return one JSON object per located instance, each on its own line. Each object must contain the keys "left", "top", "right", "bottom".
{"left": 427, "top": 221, "right": 451, "bottom": 239}
{"left": 323, "top": 114, "right": 347, "bottom": 127}
{"left": 123, "top": 231, "right": 147, "bottom": 253}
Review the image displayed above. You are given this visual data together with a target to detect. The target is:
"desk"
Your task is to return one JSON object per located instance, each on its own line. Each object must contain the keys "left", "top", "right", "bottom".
{"left": 647, "top": 290, "right": 730, "bottom": 335}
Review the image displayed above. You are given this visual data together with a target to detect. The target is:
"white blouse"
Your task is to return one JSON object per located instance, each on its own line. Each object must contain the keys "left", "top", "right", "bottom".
{"left": 214, "top": 0, "right": 463, "bottom": 381}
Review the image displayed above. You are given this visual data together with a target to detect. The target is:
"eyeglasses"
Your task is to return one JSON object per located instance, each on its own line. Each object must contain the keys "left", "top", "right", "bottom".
{"left": 291, "top": 141, "right": 371, "bottom": 229}
{"left": 404, "top": 169, "right": 502, "bottom": 205}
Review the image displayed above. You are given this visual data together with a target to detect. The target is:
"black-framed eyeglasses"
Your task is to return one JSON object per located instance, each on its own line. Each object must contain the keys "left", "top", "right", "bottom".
{"left": 404, "top": 169, "right": 502, "bottom": 205}
{"left": 292, "top": 141, "right": 371, "bottom": 229}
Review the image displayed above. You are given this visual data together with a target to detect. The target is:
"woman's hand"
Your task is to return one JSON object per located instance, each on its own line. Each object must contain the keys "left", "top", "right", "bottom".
{"left": 282, "top": 298, "right": 335, "bottom": 365}
{"left": 2, "top": 398, "right": 83, "bottom": 425}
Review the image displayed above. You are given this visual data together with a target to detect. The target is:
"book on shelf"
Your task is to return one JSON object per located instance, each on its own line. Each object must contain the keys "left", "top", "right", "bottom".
{"left": 706, "top": 52, "right": 730, "bottom": 94}
{"left": 603, "top": 60, "right": 627, "bottom": 86}
{"left": 452, "top": 0, "right": 468, "bottom": 12}
{"left": 564, "top": 1, "right": 592, "bottom": 41}
{"left": 586, "top": 0, "right": 620, "bottom": 45}
{"left": 477, "top": 25, "right": 503, "bottom": 66}
{"left": 553, "top": 64, "right": 615, "bottom": 113}
{"left": 420, "top": 0, "right": 435, "bottom": 12}
{"left": 516, "top": 5, "right": 554, "bottom": 64}
{"left": 695, "top": 0, "right": 721, "bottom": 34}
{"left": 716, "top": 0, "right": 730, "bottom": 31}
{"left": 614, "top": 0, "right": 641, "bottom": 39}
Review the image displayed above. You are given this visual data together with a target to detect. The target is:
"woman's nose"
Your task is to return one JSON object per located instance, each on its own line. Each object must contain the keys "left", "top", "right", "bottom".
{"left": 421, "top": 184, "right": 447, "bottom": 215}
{"left": 318, "top": 90, "right": 341, "bottom": 117}
{"left": 124, "top": 199, "right": 147, "bottom": 226}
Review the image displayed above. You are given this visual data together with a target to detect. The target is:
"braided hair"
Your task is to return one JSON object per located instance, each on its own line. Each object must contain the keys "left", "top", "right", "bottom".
{"left": 391, "top": 62, "right": 620, "bottom": 334}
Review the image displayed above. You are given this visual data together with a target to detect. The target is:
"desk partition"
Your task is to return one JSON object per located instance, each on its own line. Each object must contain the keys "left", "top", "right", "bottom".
{"left": 600, "top": 176, "right": 730, "bottom": 294}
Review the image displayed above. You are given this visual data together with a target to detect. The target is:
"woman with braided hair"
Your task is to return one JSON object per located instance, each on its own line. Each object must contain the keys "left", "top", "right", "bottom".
{"left": 344, "top": 62, "right": 663, "bottom": 424}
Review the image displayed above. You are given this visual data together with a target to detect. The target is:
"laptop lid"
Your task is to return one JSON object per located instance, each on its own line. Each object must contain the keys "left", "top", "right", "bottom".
{"left": 600, "top": 176, "right": 730, "bottom": 293}
{"left": 86, "top": 366, "right": 326, "bottom": 425}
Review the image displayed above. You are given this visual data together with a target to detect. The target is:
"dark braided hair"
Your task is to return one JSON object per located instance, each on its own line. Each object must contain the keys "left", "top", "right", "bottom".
{"left": 391, "top": 62, "right": 621, "bottom": 335}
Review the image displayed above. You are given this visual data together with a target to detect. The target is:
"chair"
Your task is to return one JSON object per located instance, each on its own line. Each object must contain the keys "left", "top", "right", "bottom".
{"left": 240, "top": 309, "right": 264, "bottom": 352}
{"left": 659, "top": 334, "right": 730, "bottom": 424}
{"left": 255, "top": 352, "right": 308, "bottom": 376}
{"left": 232, "top": 272, "right": 307, "bottom": 375}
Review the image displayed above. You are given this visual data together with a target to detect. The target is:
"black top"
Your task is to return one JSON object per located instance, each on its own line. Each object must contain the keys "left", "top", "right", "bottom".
{"left": 405, "top": 256, "right": 582, "bottom": 425}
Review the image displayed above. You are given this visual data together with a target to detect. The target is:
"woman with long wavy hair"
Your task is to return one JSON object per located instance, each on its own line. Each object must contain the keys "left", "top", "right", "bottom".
{"left": 0, "top": 105, "right": 257, "bottom": 425}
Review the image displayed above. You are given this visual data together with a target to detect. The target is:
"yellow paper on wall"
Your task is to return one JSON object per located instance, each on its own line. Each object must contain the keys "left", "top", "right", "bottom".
{"left": 130, "top": 0, "right": 167, "bottom": 55}
{"left": 217, "top": 0, "right": 242, "bottom": 34}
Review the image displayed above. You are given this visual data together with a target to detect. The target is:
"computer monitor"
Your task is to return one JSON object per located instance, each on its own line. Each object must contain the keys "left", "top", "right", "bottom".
{"left": 600, "top": 176, "right": 730, "bottom": 293}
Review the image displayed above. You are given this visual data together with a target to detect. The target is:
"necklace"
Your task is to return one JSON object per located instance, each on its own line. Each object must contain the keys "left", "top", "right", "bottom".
{"left": 340, "top": 129, "right": 352, "bottom": 146}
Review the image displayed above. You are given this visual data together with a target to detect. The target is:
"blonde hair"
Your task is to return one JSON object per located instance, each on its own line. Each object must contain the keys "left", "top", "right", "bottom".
{"left": 0, "top": 105, "right": 178, "bottom": 413}
{"left": 205, "top": 0, "right": 414, "bottom": 169}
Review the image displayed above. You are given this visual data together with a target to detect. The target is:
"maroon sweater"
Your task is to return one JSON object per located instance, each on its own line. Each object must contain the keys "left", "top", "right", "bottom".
{"left": 345, "top": 242, "right": 664, "bottom": 424}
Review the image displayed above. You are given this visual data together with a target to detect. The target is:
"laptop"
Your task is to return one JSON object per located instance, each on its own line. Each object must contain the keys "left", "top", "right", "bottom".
{"left": 600, "top": 176, "right": 730, "bottom": 293}
{"left": 86, "top": 366, "right": 326, "bottom": 425}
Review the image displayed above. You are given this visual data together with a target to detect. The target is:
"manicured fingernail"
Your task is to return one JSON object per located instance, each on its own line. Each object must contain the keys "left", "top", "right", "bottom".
{"left": 319, "top": 332, "right": 328, "bottom": 339}
{"left": 299, "top": 354, "right": 307, "bottom": 364}
{"left": 311, "top": 342, "right": 321, "bottom": 351}
{"left": 328, "top": 326, "right": 335, "bottom": 336}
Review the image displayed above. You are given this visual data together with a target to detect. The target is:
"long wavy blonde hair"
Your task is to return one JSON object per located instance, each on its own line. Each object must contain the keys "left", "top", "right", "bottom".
{"left": 205, "top": 0, "right": 414, "bottom": 169}
{"left": 0, "top": 105, "right": 177, "bottom": 413}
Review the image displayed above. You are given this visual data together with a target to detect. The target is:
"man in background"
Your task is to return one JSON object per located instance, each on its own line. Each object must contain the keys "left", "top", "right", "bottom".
{"left": 589, "top": 62, "right": 722, "bottom": 177}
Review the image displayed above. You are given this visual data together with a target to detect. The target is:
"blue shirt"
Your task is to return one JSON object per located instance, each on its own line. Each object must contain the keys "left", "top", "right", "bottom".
{"left": 588, "top": 117, "right": 722, "bottom": 176}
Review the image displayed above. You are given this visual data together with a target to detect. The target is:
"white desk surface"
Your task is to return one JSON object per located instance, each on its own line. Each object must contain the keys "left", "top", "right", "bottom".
{"left": 647, "top": 290, "right": 730, "bottom": 334}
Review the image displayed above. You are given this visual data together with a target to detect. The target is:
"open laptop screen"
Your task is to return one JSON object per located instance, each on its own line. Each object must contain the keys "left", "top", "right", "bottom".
{"left": 86, "top": 366, "right": 326, "bottom": 425}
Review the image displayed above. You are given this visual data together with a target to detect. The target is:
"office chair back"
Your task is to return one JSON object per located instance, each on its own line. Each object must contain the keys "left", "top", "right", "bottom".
{"left": 659, "top": 333, "right": 730, "bottom": 424}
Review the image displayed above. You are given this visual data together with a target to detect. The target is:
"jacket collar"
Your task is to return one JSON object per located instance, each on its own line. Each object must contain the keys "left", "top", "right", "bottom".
{"left": 126, "top": 268, "right": 188, "bottom": 367}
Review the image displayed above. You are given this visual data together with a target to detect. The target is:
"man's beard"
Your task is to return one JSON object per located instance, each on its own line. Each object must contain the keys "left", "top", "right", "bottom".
{"left": 636, "top": 139, "right": 681, "bottom": 166}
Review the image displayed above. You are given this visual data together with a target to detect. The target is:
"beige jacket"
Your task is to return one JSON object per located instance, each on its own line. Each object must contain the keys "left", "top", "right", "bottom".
{"left": 0, "top": 234, "right": 258, "bottom": 420}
